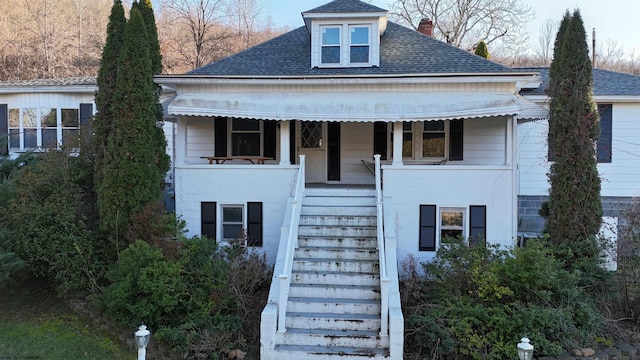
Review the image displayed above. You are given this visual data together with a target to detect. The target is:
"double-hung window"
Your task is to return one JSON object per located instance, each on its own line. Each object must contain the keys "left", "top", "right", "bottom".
{"left": 222, "top": 205, "right": 244, "bottom": 241}
{"left": 319, "top": 24, "right": 372, "bottom": 67}
{"left": 230, "top": 119, "right": 261, "bottom": 156}
{"left": 440, "top": 208, "right": 465, "bottom": 244}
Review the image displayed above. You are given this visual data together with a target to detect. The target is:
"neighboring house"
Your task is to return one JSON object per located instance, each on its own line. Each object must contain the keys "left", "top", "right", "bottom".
{"left": 517, "top": 68, "right": 640, "bottom": 241}
{"left": 155, "top": 0, "right": 543, "bottom": 358}
{"left": 0, "top": 77, "right": 96, "bottom": 156}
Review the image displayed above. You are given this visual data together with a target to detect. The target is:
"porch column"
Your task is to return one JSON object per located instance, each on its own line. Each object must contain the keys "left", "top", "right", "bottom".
{"left": 392, "top": 121, "right": 403, "bottom": 166}
{"left": 279, "top": 120, "right": 291, "bottom": 165}
{"left": 175, "top": 116, "right": 187, "bottom": 165}
{"left": 505, "top": 117, "right": 513, "bottom": 165}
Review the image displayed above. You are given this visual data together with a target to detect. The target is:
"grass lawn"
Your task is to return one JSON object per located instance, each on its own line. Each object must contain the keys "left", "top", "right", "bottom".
{"left": 0, "top": 279, "right": 130, "bottom": 360}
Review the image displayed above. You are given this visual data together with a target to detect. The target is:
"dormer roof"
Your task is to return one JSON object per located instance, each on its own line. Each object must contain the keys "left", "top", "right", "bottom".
{"left": 302, "top": 0, "right": 388, "bottom": 34}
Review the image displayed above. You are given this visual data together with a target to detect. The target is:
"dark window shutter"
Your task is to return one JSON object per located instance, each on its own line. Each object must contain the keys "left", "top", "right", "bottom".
{"left": 373, "top": 121, "right": 387, "bottom": 160}
{"left": 79, "top": 103, "right": 93, "bottom": 142}
{"left": 0, "top": 104, "right": 7, "bottom": 156}
{"left": 469, "top": 205, "right": 486, "bottom": 247}
{"left": 597, "top": 104, "right": 612, "bottom": 163}
{"left": 263, "top": 120, "right": 276, "bottom": 159}
{"left": 327, "top": 122, "right": 341, "bottom": 181}
{"left": 290, "top": 121, "right": 296, "bottom": 164}
{"left": 247, "top": 202, "right": 263, "bottom": 247}
{"left": 201, "top": 202, "right": 216, "bottom": 240}
{"left": 449, "top": 120, "right": 463, "bottom": 161}
{"left": 419, "top": 205, "right": 436, "bottom": 251}
{"left": 215, "top": 117, "right": 227, "bottom": 157}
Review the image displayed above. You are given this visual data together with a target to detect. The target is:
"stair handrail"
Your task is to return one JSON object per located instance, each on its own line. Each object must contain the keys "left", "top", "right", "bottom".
{"left": 374, "top": 154, "right": 390, "bottom": 336}
{"left": 277, "top": 155, "right": 305, "bottom": 333}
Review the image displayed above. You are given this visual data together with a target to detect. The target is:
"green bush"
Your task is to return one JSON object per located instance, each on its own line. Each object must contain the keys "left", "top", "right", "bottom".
{"left": 2, "top": 150, "right": 108, "bottom": 294}
{"left": 403, "top": 240, "right": 605, "bottom": 359}
{"left": 101, "top": 238, "right": 271, "bottom": 357}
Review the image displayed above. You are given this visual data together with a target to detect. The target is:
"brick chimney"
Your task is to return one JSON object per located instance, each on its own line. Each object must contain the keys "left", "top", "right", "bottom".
{"left": 417, "top": 18, "right": 433, "bottom": 36}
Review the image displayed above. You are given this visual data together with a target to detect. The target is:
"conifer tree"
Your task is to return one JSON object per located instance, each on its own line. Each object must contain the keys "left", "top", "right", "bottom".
{"left": 98, "top": 8, "right": 166, "bottom": 238}
{"left": 93, "top": 0, "right": 126, "bottom": 195}
{"left": 132, "top": 0, "right": 162, "bottom": 75}
{"left": 474, "top": 40, "right": 490, "bottom": 59}
{"left": 544, "top": 10, "right": 602, "bottom": 258}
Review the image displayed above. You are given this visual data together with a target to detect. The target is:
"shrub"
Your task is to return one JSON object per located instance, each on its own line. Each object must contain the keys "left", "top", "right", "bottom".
{"left": 101, "top": 237, "right": 271, "bottom": 357}
{"left": 402, "top": 240, "right": 605, "bottom": 359}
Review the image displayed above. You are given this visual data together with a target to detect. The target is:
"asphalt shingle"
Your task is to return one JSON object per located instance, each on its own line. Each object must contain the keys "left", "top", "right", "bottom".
{"left": 303, "top": 0, "right": 387, "bottom": 14}
{"left": 188, "top": 22, "right": 519, "bottom": 77}
{"left": 517, "top": 67, "right": 640, "bottom": 96}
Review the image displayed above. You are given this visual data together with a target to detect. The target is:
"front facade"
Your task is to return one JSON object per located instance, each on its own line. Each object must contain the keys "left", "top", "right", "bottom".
{"left": 156, "top": 0, "right": 540, "bottom": 358}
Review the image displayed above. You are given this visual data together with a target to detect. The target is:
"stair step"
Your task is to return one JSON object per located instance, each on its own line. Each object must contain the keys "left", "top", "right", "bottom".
{"left": 293, "top": 258, "right": 379, "bottom": 273}
{"left": 285, "top": 312, "right": 381, "bottom": 331}
{"left": 289, "top": 283, "right": 380, "bottom": 300}
{"left": 279, "top": 328, "right": 388, "bottom": 348}
{"left": 302, "top": 196, "right": 376, "bottom": 207}
{"left": 298, "top": 236, "right": 377, "bottom": 248}
{"left": 299, "top": 215, "right": 376, "bottom": 227}
{"left": 287, "top": 297, "right": 381, "bottom": 315}
{"left": 295, "top": 246, "right": 379, "bottom": 260}
{"left": 273, "top": 344, "right": 390, "bottom": 359}
{"left": 301, "top": 205, "right": 377, "bottom": 217}
{"left": 292, "top": 271, "right": 380, "bottom": 286}
{"left": 298, "top": 226, "right": 376, "bottom": 237}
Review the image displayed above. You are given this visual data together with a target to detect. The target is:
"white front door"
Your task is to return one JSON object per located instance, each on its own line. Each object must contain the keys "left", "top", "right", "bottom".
{"left": 298, "top": 121, "right": 327, "bottom": 183}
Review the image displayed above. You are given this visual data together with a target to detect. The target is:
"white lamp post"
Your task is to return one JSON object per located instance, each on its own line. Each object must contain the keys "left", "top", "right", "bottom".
{"left": 134, "top": 324, "right": 151, "bottom": 360}
{"left": 517, "top": 337, "right": 534, "bottom": 360}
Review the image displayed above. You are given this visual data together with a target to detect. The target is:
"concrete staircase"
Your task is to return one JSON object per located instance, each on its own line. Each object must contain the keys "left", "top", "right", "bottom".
{"left": 272, "top": 188, "right": 391, "bottom": 359}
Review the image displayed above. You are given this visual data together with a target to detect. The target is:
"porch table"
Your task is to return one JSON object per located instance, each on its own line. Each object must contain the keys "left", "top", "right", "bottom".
{"left": 242, "top": 157, "right": 272, "bottom": 164}
{"left": 200, "top": 156, "right": 233, "bottom": 164}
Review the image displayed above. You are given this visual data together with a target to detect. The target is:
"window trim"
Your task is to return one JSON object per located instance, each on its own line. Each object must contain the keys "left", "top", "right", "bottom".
{"left": 390, "top": 121, "right": 458, "bottom": 161}
{"left": 439, "top": 207, "right": 466, "bottom": 245}
{"left": 314, "top": 21, "right": 375, "bottom": 68}
{"left": 228, "top": 118, "right": 263, "bottom": 157}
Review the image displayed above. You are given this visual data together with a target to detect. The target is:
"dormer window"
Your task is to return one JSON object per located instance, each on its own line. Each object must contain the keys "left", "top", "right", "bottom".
{"left": 313, "top": 21, "right": 379, "bottom": 68}
{"left": 350, "top": 26, "right": 370, "bottom": 63}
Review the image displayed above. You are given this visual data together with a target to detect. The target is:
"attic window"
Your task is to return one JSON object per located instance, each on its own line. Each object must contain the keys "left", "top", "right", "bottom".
{"left": 317, "top": 23, "right": 374, "bottom": 67}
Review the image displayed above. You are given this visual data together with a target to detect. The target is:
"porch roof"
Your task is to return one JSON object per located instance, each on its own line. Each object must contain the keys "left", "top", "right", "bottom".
{"left": 168, "top": 91, "right": 520, "bottom": 122}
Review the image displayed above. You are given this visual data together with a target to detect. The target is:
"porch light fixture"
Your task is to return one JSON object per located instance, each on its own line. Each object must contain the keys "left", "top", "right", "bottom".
{"left": 517, "top": 337, "right": 534, "bottom": 360}
{"left": 134, "top": 324, "right": 151, "bottom": 360}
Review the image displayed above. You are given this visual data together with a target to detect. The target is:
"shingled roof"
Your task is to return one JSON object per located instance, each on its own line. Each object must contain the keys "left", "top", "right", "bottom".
{"left": 0, "top": 77, "right": 96, "bottom": 87}
{"left": 518, "top": 67, "right": 640, "bottom": 96}
{"left": 188, "top": 22, "right": 520, "bottom": 77}
{"left": 303, "top": 0, "right": 387, "bottom": 14}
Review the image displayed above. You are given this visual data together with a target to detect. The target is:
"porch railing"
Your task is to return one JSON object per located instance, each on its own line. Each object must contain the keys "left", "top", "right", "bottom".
{"left": 375, "top": 154, "right": 390, "bottom": 336}
{"left": 277, "top": 155, "right": 305, "bottom": 333}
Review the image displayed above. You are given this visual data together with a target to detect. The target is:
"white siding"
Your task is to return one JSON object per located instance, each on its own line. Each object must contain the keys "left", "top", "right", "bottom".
{"left": 383, "top": 165, "right": 516, "bottom": 264}
{"left": 175, "top": 165, "right": 298, "bottom": 264}
{"left": 462, "top": 117, "right": 508, "bottom": 165}
{"left": 185, "top": 117, "right": 214, "bottom": 164}
{"left": 518, "top": 103, "right": 640, "bottom": 198}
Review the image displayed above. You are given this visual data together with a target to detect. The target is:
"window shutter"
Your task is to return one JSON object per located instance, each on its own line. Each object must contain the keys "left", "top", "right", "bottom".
{"left": 263, "top": 120, "right": 276, "bottom": 159}
{"left": 0, "top": 104, "right": 7, "bottom": 156}
{"left": 214, "top": 117, "right": 227, "bottom": 157}
{"left": 201, "top": 202, "right": 216, "bottom": 240}
{"left": 449, "top": 120, "right": 463, "bottom": 161}
{"left": 327, "top": 122, "right": 341, "bottom": 181}
{"left": 290, "top": 121, "right": 296, "bottom": 164}
{"left": 469, "top": 205, "right": 486, "bottom": 246}
{"left": 597, "top": 104, "right": 612, "bottom": 163}
{"left": 419, "top": 205, "right": 436, "bottom": 251}
{"left": 373, "top": 121, "right": 387, "bottom": 160}
{"left": 247, "top": 202, "right": 263, "bottom": 247}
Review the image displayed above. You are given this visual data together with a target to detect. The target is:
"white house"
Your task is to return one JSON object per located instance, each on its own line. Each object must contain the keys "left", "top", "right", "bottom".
{"left": 0, "top": 77, "right": 96, "bottom": 156}
{"left": 155, "top": 0, "right": 543, "bottom": 358}
{"left": 517, "top": 68, "right": 640, "bottom": 240}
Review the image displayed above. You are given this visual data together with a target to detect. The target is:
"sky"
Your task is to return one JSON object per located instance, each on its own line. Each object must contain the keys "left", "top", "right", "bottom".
{"left": 265, "top": 0, "right": 640, "bottom": 57}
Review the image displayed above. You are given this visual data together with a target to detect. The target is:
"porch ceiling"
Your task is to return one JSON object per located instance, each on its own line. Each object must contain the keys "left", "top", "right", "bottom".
{"left": 168, "top": 91, "right": 520, "bottom": 122}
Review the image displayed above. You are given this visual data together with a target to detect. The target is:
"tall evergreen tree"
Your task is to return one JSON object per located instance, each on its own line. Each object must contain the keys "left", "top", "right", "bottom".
{"left": 93, "top": 0, "right": 126, "bottom": 195}
{"left": 132, "top": 0, "right": 162, "bottom": 75}
{"left": 544, "top": 10, "right": 602, "bottom": 259}
{"left": 474, "top": 40, "right": 490, "bottom": 59}
{"left": 98, "top": 8, "right": 166, "bottom": 239}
